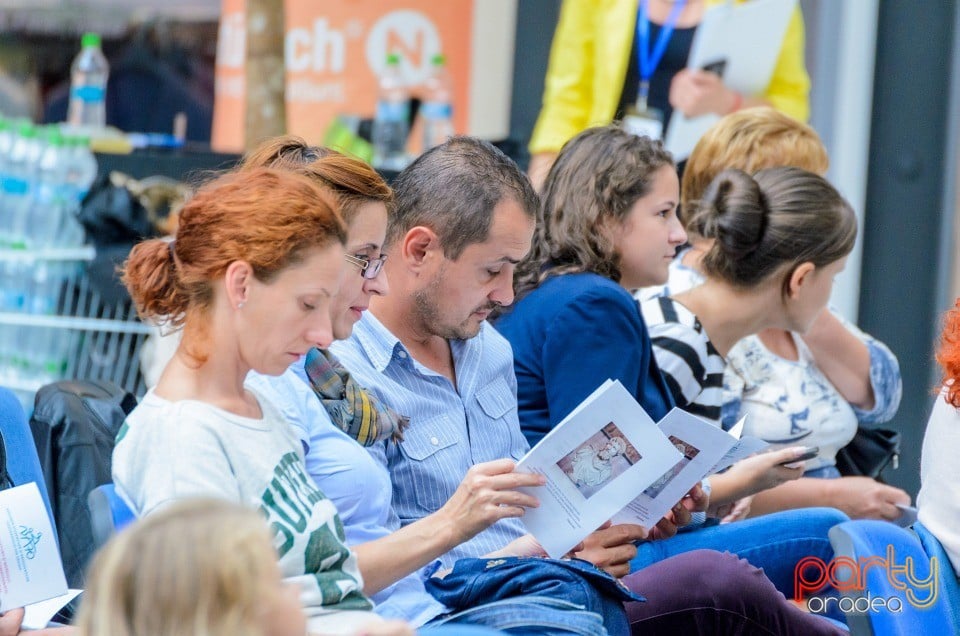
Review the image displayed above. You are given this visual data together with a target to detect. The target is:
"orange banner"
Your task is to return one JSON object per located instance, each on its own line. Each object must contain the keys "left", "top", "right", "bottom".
{"left": 212, "top": 0, "right": 475, "bottom": 153}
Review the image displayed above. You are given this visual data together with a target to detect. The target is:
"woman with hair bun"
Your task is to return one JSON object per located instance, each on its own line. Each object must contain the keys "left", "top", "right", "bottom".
{"left": 642, "top": 166, "right": 857, "bottom": 516}
{"left": 640, "top": 107, "right": 907, "bottom": 522}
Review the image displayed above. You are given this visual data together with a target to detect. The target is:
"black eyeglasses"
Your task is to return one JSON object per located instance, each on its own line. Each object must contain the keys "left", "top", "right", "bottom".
{"left": 344, "top": 253, "right": 387, "bottom": 279}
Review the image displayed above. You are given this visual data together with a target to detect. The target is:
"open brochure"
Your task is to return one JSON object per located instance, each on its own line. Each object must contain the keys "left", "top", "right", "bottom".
{"left": 0, "top": 482, "right": 68, "bottom": 612}
{"left": 612, "top": 410, "right": 767, "bottom": 528}
{"left": 517, "top": 380, "right": 768, "bottom": 558}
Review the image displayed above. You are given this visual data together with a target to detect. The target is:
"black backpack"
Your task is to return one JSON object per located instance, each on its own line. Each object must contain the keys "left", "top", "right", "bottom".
{"left": 29, "top": 379, "right": 137, "bottom": 587}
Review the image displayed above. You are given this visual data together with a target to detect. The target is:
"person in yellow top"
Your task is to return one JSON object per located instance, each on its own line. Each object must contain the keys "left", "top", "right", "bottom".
{"left": 528, "top": 0, "right": 810, "bottom": 190}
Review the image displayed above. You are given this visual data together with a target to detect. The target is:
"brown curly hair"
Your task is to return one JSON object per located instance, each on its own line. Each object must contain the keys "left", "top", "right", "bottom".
{"left": 513, "top": 125, "right": 674, "bottom": 301}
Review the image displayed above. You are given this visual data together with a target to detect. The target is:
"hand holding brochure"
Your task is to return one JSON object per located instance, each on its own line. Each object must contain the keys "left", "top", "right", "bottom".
{"left": 517, "top": 381, "right": 769, "bottom": 558}
{"left": 516, "top": 380, "right": 683, "bottom": 558}
{"left": 612, "top": 408, "right": 743, "bottom": 528}
{"left": 0, "top": 483, "right": 68, "bottom": 612}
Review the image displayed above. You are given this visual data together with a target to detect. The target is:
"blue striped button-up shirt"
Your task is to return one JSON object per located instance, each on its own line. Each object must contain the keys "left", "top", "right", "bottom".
{"left": 329, "top": 311, "right": 530, "bottom": 566}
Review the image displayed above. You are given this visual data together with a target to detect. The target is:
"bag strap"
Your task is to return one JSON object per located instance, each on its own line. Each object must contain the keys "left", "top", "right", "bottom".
{"left": 0, "top": 430, "right": 13, "bottom": 490}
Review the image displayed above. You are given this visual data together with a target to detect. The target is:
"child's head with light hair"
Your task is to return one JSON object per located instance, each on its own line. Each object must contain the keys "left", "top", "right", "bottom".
{"left": 76, "top": 498, "right": 305, "bottom": 636}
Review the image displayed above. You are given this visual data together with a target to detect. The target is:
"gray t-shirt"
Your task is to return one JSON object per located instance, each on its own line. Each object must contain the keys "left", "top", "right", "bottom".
{"left": 113, "top": 389, "right": 375, "bottom": 630}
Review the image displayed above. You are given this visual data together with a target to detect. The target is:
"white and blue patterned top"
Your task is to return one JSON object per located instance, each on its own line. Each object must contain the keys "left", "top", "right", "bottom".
{"left": 330, "top": 312, "right": 530, "bottom": 567}
{"left": 636, "top": 248, "right": 903, "bottom": 472}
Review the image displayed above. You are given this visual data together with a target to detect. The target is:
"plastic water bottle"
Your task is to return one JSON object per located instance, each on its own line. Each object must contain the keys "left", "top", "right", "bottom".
{"left": 67, "top": 33, "right": 109, "bottom": 129}
{"left": 6, "top": 123, "right": 43, "bottom": 249}
{"left": 372, "top": 53, "right": 410, "bottom": 171}
{"left": 33, "top": 128, "right": 69, "bottom": 248}
{"left": 0, "top": 119, "right": 15, "bottom": 230}
{"left": 57, "top": 136, "right": 93, "bottom": 247}
{"left": 421, "top": 54, "right": 454, "bottom": 151}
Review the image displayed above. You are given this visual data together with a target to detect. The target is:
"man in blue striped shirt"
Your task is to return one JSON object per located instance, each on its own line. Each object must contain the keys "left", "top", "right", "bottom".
{"left": 329, "top": 137, "right": 846, "bottom": 635}
{"left": 330, "top": 136, "right": 666, "bottom": 570}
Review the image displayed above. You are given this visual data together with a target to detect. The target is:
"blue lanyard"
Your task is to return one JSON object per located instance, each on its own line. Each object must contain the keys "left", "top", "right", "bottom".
{"left": 636, "top": 0, "right": 687, "bottom": 108}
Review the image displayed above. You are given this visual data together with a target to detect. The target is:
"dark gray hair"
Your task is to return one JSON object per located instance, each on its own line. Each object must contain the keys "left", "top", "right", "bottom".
{"left": 387, "top": 136, "right": 539, "bottom": 259}
{"left": 688, "top": 167, "right": 857, "bottom": 291}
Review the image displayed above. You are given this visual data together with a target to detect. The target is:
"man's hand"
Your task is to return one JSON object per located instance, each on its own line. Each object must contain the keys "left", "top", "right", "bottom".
{"left": 570, "top": 521, "right": 647, "bottom": 578}
{"left": 439, "top": 459, "right": 545, "bottom": 545}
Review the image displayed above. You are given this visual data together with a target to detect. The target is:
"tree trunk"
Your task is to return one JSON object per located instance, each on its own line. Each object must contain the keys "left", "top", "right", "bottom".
{"left": 244, "top": 0, "right": 286, "bottom": 151}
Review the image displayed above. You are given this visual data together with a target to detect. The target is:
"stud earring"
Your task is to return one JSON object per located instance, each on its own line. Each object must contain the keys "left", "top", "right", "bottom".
{"left": 237, "top": 302, "right": 245, "bottom": 309}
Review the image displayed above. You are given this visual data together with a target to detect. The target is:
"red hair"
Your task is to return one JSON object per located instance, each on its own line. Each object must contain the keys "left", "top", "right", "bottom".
{"left": 936, "top": 298, "right": 960, "bottom": 406}
{"left": 122, "top": 167, "right": 346, "bottom": 338}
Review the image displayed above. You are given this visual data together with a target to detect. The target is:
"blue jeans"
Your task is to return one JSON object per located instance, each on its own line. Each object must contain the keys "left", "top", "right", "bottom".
{"left": 425, "top": 556, "right": 637, "bottom": 635}
{"left": 630, "top": 507, "right": 848, "bottom": 597}
{"left": 423, "top": 597, "right": 606, "bottom": 635}
{"left": 421, "top": 628, "right": 504, "bottom": 636}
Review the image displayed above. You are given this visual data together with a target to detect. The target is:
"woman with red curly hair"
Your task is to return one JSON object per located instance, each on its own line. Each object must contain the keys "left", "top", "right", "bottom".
{"left": 917, "top": 299, "right": 960, "bottom": 577}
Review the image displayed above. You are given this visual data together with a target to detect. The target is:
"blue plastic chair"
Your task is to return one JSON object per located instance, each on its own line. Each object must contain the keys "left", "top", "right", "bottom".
{"left": 828, "top": 519, "right": 959, "bottom": 635}
{"left": 913, "top": 521, "right": 960, "bottom": 629}
{"left": 0, "top": 386, "right": 55, "bottom": 528}
{"left": 87, "top": 483, "right": 136, "bottom": 549}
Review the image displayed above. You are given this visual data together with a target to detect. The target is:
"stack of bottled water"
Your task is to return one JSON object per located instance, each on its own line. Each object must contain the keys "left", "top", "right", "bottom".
{"left": 0, "top": 118, "right": 98, "bottom": 385}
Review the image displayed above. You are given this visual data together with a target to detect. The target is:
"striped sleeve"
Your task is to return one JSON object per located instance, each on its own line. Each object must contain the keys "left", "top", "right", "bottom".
{"left": 641, "top": 297, "right": 725, "bottom": 426}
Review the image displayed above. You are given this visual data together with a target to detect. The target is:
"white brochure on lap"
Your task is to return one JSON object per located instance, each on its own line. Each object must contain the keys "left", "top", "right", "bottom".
{"left": 518, "top": 381, "right": 770, "bottom": 558}
{"left": 0, "top": 482, "right": 68, "bottom": 612}
{"left": 517, "top": 380, "right": 683, "bottom": 558}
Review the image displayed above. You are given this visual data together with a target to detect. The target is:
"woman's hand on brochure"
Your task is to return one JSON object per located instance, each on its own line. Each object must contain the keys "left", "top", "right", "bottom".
{"left": 439, "top": 459, "right": 546, "bottom": 545}
{"left": 710, "top": 447, "right": 807, "bottom": 509}
{"left": 571, "top": 521, "right": 647, "bottom": 578}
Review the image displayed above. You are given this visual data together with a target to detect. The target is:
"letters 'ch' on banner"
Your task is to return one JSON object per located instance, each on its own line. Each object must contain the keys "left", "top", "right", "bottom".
{"left": 212, "top": 0, "right": 514, "bottom": 153}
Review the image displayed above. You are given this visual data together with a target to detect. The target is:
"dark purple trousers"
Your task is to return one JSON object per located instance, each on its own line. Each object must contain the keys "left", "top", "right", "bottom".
{"left": 622, "top": 550, "right": 845, "bottom": 635}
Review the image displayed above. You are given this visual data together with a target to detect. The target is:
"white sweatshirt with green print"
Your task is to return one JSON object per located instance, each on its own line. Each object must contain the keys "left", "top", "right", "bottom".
{"left": 113, "top": 388, "right": 375, "bottom": 630}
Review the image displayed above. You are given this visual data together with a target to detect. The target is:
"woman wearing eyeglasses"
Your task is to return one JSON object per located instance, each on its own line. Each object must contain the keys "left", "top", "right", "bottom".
{"left": 241, "top": 139, "right": 391, "bottom": 347}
